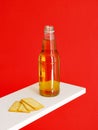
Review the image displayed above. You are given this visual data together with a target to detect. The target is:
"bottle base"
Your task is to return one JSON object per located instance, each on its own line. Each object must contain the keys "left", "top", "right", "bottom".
{"left": 39, "top": 90, "right": 59, "bottom": 97}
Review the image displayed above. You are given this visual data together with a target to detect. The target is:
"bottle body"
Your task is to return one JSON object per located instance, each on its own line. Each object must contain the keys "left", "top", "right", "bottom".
{"left": 38, "top": 26, "right": 60, "bottom": 97}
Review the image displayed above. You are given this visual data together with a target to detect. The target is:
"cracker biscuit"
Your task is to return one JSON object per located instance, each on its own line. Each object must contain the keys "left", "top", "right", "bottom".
{"left": 21, "top": 98, "right": 44, "bottom": 110}
{"left": 8, "top": 101, "right": 21, "bottom": 112}
{"left": 20, "top": 100, "right": 34, "bottom": 112}
{"left": 18, "top": 103, "right": 30, "bottom": 113}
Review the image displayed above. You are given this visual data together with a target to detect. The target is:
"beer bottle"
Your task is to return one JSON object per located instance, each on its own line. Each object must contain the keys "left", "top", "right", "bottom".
{"left": 38, "top": 25, "right": 60, "bottom": 96}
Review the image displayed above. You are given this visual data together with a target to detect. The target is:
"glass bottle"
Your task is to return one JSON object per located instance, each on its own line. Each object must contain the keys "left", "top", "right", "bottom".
{"left": 38, "top": 25, "right": 60, "bottom": 97}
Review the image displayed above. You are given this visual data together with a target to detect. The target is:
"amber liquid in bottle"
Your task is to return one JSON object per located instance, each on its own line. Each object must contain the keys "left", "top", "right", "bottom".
{"left": 38, "top": 26, "right": 60, "bottom": 97}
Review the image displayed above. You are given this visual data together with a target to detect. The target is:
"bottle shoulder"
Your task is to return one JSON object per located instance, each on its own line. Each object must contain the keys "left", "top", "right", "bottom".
{"left": 39, "top": 50, "right": 59, "bottom": 58}
{"left": 39, "top": 50, "right": 60, "bottom": 63}
{"left": 39, "top": 49, "right": 59, "bottom": 55}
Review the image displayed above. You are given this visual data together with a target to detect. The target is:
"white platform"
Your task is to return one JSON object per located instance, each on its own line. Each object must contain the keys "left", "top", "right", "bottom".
{"left": 0, "top": 82, "right": 86, "bottom": 130}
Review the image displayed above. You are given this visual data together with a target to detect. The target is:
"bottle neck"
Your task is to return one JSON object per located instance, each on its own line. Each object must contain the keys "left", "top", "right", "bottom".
{"left": 42, "top": 32, "right": 56, "bottom": 51}
{"left": 44, "top": 31, "right": 55, "bottom": 40}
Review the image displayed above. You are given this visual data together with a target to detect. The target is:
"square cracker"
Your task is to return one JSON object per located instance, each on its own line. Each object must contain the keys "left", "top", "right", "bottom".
{"left": 18, "top": 103, "right": 30, "bottom": 113}
{"left": 20, "top": 100, "right": 34, "bottom": 112}
{"left": 21, "top": 98, "right": 44, "bottom": 110}
{"left": 8, "top": 101, "right": 21, "bottom": 112}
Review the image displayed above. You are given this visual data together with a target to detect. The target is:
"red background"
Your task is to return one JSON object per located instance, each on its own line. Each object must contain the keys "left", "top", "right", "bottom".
{"left": 0, "top": 0, "right": 98, "bottom": 130}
